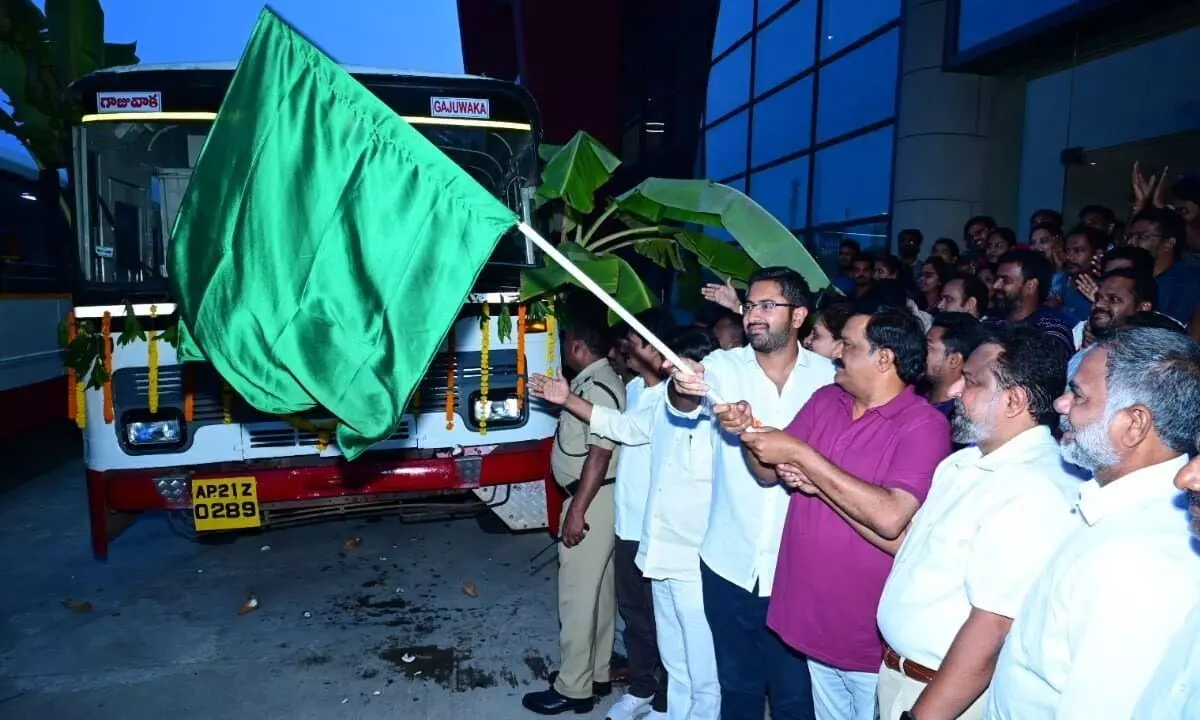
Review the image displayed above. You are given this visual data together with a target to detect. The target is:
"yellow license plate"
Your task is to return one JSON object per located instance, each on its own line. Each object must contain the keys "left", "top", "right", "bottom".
{"left": 191, "top": 477, "right": 262, "bottom": 532}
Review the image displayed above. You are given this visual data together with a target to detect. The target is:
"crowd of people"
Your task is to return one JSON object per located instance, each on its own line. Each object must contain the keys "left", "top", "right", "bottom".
{"left": 517, "top": 169, "right": 1200, "bottom": 720}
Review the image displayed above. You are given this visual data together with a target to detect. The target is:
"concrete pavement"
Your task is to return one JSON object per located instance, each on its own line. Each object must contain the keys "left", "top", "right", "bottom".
{"left": 0, "top": 451, "right": 619, "bottom": 719}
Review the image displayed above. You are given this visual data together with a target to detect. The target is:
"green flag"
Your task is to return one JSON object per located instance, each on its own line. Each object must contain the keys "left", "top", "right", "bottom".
{"left": 169, "top": 8, "right": 518, "bottom": 460}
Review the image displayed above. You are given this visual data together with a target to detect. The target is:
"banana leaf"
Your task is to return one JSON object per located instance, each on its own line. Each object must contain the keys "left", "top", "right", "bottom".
{"left": 45, "top": 0, "right": 105, "bottom": 82}
{"left": 673, "top": 229, "right": 757, "bottom": 287}
{"left": 103, "top": 41, "right": 138, "bottom": 67}
{"left": 536, "top": 131, "right": 620, "bottom": 215}
{"left": 520, "top": 243, "right": 657, "bottom": 325}
{"left": 618, "top": 178, "right": 832, "bottom": 291}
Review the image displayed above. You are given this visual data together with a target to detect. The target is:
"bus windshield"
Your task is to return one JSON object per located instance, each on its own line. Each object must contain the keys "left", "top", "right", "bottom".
{"left": 74, "top": 118, "right": 538, "bottom": 290}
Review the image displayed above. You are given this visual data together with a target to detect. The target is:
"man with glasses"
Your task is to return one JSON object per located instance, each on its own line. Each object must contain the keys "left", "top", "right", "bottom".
{"left": 1126, "top": 207, "right": 1200, "bottom": 330}
{"left": 666, "top": 266, "right": 836, "bottom": 720}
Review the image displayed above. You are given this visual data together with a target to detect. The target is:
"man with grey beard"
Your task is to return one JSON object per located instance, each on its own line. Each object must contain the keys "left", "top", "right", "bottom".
{"left": 875, "top": 326, "right": 1081, "bottom": 719}
{"left": 987, "top": 327, "right": 1200, "bottom": 720}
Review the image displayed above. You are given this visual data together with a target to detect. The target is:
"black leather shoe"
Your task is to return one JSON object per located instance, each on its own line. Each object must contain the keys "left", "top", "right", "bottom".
{"left": 521, "top": 687, "right": 596, "bottom": 715}
{"left": 547, "top": 670, "right": 612, "bottom": 697}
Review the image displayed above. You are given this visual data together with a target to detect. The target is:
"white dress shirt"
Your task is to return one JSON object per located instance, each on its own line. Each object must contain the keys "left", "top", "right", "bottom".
{"left": 877, "top": 426, "right": 1083, "bottom": 670}
{"left": 1134, "top": 595, "right": 1200, "bottom": 718}
{"left": 667, "top": 343, "right": 835, "bottom": 596}
{"left": 591, "top": 396, "right": 714, "bottom": 582}
{"left": 611, "top": 377, "right": 667, "bottom": 542}
{"left": 985, "top": 454, "right": 1200, "bottom": 720}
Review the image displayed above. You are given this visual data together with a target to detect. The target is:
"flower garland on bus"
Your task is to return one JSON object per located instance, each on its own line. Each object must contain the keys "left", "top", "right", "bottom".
{"left": 445, "top": 325, "right": 456, "bottom": 430}
{"left": 221, "top": 380, "right": 233, "bottom": 424}
{"left": 282, "top": 414, "right": 335, "bottom": 452}
{"left": 101, "top": 311, "right": 114, "bottom": 424}
{"left": 183, "top": 364, "right": 195, "bottom": 422}
{"left": 147, "top": 305, "right": 160, "bottom": 414}
{"left": 545, "top": 302, "right": 557, "bottom": 378}
{"left": 65, "top": 312, "right": 84, "bottom": 428}
{"left": 516, "top": 304, "right": 527, "bottom": 409}
{"left": 479, "top": 302, "right": 490, "bottom": 436}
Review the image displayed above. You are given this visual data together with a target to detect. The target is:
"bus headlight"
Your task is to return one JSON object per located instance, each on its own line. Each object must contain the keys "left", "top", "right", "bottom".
{"left": 470, "top": 389, "right": 524, "bottom": 427}
{"left": 126, "top": 419, "right": 182, "bottom": 445}
{"left": 119, "top": 408, "right": 189, "bottom": 453}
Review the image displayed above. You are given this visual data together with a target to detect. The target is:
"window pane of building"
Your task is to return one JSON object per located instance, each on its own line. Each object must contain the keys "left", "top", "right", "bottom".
{"left": 753, "top": 0, "right": 817, "bottom": 95}
{"left": 757, "top": 0, "right": 793, "bottom": 23}
{"left": 749, "top": 156, "right": 809, "bottom": 230}
{"left": 751, "top": 76, "right": 813, "bottom": 167}
{"left": 815, "top": 29, "right": 899, "bottom": 143}
{"left": 705, "top": 111, "right": 749, "bottom": 181}
{"left": 812, "top": 220, "right": 890, "bottom": 276}
{"left": 820, "top": 0, "right": 900, "bottom": 58}
{"left": 957, "top": 0, "right": 1081, "bottom": 52}
{"left": 812, "top": 126, "right": 894, "bottom": 224}
{"left": 707, "top": 42, "right": 752, "bottom": 122}
{"left": 713, "top": 0, "right": 754, "bottom": 55}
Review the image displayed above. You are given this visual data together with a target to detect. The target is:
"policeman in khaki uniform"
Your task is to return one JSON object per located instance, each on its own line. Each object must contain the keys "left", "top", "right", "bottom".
{"left": 523, "top": 312, "right": 626, "bottom": 716}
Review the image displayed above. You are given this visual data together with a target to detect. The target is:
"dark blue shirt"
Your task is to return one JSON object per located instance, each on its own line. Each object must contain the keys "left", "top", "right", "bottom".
{"left": 988, "top": 306, "right": 1075, "bottom": 361}
{"left": 1155, "top": 262, "right": 1200, "bottom": 328}
{"left": 1059, "top": 283, "right": 1092, "bottom": 328}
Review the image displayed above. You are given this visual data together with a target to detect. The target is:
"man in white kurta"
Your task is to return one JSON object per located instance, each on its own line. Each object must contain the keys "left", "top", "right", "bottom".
{"left": 876, "top": 327, "right": 1082, "bottom": 720}
{"left": 985, "top": 327, "right": 1200, "bottom": 720}
{"left": 1133, "top": 454, "right": 1200, "bottom": 719}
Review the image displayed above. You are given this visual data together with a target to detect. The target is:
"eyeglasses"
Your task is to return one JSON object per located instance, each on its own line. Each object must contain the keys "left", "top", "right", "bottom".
{"left": 740, "top": 300, "right": 798, "bottom": 314}
{"left": 1126, "top": 231, "right": 1162, "bottom": 242}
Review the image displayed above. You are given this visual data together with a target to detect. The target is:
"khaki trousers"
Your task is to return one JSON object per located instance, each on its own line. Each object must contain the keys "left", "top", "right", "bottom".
{"left": 875, "top": 663, "right": 985, "bottom": 720}
{"left": 553, "top": 484, "right": 616, "bottom": 700}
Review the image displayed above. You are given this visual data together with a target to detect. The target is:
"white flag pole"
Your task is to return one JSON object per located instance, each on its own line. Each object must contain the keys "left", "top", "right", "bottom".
{"left": 517, "top": 221, "right": 728, "bottom": 407}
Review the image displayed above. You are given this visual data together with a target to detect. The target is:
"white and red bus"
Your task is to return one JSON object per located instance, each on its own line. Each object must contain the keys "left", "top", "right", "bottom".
{"left": 67, "top": 63, "right": 563, "bottom": 559}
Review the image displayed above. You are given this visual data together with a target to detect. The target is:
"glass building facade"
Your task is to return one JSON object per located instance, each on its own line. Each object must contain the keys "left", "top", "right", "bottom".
{"left": 702, "top": 0, "right": 901, "bottom": 270}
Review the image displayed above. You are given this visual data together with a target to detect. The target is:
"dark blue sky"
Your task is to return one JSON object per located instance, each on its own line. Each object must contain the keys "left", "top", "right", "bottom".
{"left": 0, "top": 1, "right": 464, "bottom": 172}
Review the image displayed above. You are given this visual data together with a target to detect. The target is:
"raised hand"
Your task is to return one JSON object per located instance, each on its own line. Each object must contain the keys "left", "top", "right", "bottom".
{"left": 701, "top": 277, "right": 741, "bottom": 313}
{"left": 528, "top": 373, "right": 570, "bottom": 405}
{"left": 1074, "top": 273, "right": 1099, "bottom": 304}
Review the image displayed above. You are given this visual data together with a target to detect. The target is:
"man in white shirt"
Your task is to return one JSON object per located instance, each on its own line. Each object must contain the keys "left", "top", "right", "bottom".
{"left": 876, "top": 325, "right": 1082, "bottom": 720}
{"left": 667, "top": 266, "right": 835, "bottom": 720}
{"left": 986, "top": 326, "right": 1200, "bottom": 720}
{"left": 531, "top": 327, "right": 723, "bottom": 720}
{"left": 1134, "top": 454, "right": 1200, "bottom": 719}
{"left": 605, "top": 313, "right": 672, "bottom": 720}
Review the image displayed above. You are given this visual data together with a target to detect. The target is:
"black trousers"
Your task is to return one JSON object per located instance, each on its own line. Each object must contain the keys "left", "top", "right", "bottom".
{"left": 701, "top": 561, "right": 815, "bottom": 720}
{"left": 614, "top": 538, "right": 667, "bottom": 712}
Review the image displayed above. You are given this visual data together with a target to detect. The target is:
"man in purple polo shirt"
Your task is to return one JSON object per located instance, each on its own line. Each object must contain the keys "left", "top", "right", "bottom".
{"left": 724, "top": 307, "right": 950, "bottom": 720}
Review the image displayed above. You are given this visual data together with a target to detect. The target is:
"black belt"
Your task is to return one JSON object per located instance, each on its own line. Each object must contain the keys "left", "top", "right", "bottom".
{"left": 564, "top": 477, "right": 616, "bottom": 497}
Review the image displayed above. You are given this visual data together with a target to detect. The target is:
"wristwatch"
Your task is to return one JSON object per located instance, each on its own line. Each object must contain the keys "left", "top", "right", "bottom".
{"left": 900, "top": 712, "right": 918, "bottom": 720}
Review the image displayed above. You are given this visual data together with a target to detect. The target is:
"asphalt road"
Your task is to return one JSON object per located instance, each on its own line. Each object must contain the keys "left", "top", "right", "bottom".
{"left": 0, "top": 433, "right": 617, "bottom": 719}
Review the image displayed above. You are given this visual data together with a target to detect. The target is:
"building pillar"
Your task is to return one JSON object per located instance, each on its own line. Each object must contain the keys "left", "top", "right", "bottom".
{"left": 891, "top": 0, "right": 994, "bottom": 252}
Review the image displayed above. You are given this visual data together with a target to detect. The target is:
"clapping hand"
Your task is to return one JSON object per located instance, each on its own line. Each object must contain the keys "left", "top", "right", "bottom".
{"left": 528, "top": 373, "right": 570, "bottom": 405}
{"left": 701, "top": 277, "right": 741, "bottom": 313}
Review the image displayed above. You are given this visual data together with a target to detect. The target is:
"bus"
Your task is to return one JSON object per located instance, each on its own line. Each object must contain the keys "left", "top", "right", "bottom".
{"left": 68, "top": 63, "right": 562, "bottom": 559}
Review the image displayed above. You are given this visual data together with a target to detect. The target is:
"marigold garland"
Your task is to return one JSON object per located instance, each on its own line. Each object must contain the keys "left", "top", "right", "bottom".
{"left": 183, "top": 364, "right": 195, "bottom": 422}
{"left": 516, "top": 304, "right": 527, "bottom": 409}
{"left": 545, "top": 308, "right": 557, "bottom": 378}
{"left": 101, "top": 312, "right": 114, "bottom": 424}
{"left": 479, "top": 302, "right": 490, "bottom": 436}
{"left": 147, "top": 305, "right": 160, "bottom": 414}
{"left": 283, "top": 414, "right": 335, "bottom": 452}
{"left": 221, "top": 380, "right": 233, "bottom": 424}
{"left": 445, "top": 325, "right": 457, "bottom": 430}
{"left": 75, "top": 376, "right": 87, "bottom": 429}
{"left": 66, "top": 312, "right": 79, "bottom": 424}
